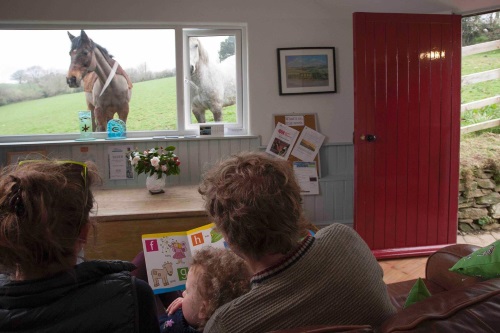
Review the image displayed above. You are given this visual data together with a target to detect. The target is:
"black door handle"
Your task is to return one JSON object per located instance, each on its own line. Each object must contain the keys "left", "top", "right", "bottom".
{"left": 360, "top": 134, "right": 376, "bottom": 142}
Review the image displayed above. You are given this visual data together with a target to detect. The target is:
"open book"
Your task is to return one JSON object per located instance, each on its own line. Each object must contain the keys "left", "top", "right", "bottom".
{"left": 141, "top": 223, "right": 226, "bottom": 294}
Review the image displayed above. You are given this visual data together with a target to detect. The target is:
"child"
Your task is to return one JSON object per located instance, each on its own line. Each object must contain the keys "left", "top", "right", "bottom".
{"left": 159, "top": 246, "right": 251, "bottom": 332}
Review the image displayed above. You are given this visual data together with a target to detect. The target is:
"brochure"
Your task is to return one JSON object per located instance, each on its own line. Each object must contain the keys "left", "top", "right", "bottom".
{"left": 291, "top": 126, "right": 326, "bottom": 162}
{"left": 265, "top": 122, "right": 299, "bottom": 160}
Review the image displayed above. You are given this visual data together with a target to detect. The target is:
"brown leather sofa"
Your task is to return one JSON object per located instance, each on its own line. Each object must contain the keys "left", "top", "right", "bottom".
{"left": 268, "top": 244, "right": 500, "bottom": 333}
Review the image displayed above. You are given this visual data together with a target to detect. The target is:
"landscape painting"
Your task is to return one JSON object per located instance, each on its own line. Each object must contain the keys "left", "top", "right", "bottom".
{"left": 277, "top": 47, "right": 336, "bottom": 95}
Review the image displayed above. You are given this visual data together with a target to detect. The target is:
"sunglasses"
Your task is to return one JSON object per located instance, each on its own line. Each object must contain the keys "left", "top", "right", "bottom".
{"left": 18, "top": 160, "right": 87, "bottom": 183}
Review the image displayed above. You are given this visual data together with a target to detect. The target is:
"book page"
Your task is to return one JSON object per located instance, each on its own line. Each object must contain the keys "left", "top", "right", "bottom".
{"left": 142, "top": 223, "right": 225, "bottom": 294}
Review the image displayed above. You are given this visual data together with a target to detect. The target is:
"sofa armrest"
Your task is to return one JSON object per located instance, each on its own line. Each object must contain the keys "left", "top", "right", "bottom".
{"left": 266, "top": 325, "right": 374, "bottom": 333}
{"left": 378, "top": 279, "right": 500, "bottom": 333}
{"left": 425, "top": 243, "right": 483, "bottom": 291}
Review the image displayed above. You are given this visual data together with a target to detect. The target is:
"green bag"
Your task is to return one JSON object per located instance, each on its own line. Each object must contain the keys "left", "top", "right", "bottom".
{"left": 403, "top": 278, "right": 432, "bottom": 309}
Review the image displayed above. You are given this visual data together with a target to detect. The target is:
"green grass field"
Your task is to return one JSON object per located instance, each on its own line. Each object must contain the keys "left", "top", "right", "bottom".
{"left": 0, "top": 50, "right": 497, "bottom": 135}
{"left": 0, "top": 77, "right": 236, "bottom": 135}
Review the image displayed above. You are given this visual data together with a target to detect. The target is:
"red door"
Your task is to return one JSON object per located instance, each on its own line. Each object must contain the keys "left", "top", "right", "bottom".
{"left": 353, "top": 13, "right": 461, "bottom": 259}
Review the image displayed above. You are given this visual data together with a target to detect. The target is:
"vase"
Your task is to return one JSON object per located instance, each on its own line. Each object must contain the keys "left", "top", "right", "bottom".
{"left": 146, "top": 174, "right": 166, "bottom": 194}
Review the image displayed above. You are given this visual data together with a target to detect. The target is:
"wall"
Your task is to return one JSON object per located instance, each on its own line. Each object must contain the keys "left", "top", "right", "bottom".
{"left": 459, "top": 169, "right": 500, "bottom": 232}
{"left": 0, "top": 139, "right": 354, "bottom": 227}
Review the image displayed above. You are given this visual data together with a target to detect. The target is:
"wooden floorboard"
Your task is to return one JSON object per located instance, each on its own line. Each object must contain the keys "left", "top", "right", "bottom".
{"left": 378, "top": 230, "right": 500, "bottom": 284}
{"left": 379, "top": 256, "right": 427, "bottom": 284}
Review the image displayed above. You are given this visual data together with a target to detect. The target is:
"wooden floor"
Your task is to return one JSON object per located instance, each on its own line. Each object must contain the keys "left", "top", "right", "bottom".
{"left": 378, "top": 231, "right": 500, "bottom": 284}
{"left": 379, "top": 256, "right": 428, "bottom": 284}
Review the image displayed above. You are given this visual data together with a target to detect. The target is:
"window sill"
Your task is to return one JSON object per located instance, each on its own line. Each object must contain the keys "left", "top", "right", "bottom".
{"left": 0, "top": 134, "right": 259, "bottom": 147}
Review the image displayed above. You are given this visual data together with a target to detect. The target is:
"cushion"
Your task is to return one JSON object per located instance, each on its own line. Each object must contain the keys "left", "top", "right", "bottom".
{"left": 449, "top": 240, "right": 500, "bottom": 279}
{"left": 403, "top": 278, "right": 432, "bottom": 308}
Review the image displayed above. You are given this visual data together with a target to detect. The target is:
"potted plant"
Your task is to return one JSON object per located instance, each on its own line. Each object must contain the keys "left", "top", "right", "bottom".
{"left": 128, "top": 146, "right": 181, "bottom": 194}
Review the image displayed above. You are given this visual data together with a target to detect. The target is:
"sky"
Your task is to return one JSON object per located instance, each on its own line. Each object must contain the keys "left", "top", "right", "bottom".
{"left": 0, "top": 29, "right": 226, "bottom": 83}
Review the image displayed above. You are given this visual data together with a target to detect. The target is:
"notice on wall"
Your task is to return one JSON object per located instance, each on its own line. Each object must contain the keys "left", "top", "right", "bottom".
{"left": 108, "top": 145, "right": 134, "bottom": 180}
{"left": 285, "top": 115, "right": 305, "bottom": 127}
{"left": 293, "top": 161, "right": 319, "bottom": 195}
{"left": 72, "top": 145, "right": 97, "bottom": 164}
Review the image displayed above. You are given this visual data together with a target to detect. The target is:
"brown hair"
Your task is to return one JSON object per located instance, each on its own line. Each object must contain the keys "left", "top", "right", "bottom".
{"left": 198, "top": 151, "right": 305, "bottom": 260}
{"left": 191, "top": 247, "right": 251, "bottom": 329}
{"left": 0, "top": 159, "right": 101, "bottom": 278}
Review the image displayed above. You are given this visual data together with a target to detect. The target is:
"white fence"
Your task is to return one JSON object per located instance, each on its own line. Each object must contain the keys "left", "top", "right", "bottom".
{"left": 461, "top": 40, "right": 500, "bottom": 134}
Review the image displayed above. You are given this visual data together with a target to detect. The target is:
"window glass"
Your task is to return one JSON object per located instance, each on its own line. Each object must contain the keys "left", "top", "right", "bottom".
{"left": 0, "top": 29, "right": 176, "bottom": 136}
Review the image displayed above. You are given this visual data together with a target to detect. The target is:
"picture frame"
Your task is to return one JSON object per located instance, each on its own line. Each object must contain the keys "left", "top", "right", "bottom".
{"left": 6, "top": 150, "right": 47, "bottom": 165}
{"left": 277, "top": 47, "right": 337, "bottom": 95}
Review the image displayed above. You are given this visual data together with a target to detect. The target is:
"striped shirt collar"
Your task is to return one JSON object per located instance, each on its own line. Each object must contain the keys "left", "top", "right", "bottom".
{"left": 251, "top": 235, "right": 315, "bottom": 285}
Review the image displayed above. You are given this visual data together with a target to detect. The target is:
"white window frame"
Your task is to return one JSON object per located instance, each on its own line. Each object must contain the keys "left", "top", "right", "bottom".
{"left": 0, "top": 24, "right": 248, "bottom": 143}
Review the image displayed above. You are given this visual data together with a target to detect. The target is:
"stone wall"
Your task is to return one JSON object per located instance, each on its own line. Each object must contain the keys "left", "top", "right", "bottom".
{"left": 459, "top": 169, "right": 500, "bottom": 232}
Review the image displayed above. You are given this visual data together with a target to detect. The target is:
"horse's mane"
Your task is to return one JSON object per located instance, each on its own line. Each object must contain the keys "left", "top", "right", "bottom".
{"left": 196, "top": 38, "right": 210, "bottom": 65}
{"left": 70, "top": 36, "right": 114, "bottom": 59}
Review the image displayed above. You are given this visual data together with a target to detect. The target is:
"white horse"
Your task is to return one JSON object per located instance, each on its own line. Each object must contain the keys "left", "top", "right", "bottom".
{"left": 189, "top": 37, "right": 236, "bottom": 123}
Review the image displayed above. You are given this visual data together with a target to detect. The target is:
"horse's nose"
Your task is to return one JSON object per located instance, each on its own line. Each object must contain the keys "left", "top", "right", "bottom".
{"left": 190, "top": 65, "right": 195, "bottom": 74}
{"left": 67, "top": 76, "right": 77, "bottom": 88}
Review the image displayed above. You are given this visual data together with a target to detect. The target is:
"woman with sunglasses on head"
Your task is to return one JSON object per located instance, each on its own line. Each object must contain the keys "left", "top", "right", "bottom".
{"left": 0, "top": 160, "right": 160, "bottom": 333}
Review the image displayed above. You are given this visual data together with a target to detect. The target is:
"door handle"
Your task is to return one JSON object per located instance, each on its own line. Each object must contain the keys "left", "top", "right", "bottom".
{"left": 360, "top": 134, "right": 376, "bottom": 142}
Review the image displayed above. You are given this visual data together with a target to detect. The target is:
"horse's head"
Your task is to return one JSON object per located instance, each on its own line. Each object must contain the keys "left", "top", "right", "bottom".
{"left": 66, "top": 30, "right": 96, "bottom": 88}
{"left": 189, "top": 37, "right": 209, "bottom": 75}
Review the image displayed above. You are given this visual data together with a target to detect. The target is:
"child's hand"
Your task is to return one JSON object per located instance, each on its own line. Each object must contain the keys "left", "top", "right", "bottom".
{"left": 166, "top": 297, "right": 184, "bottom": 315}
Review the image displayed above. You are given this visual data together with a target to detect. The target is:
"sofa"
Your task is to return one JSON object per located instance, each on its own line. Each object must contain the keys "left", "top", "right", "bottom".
{"left": 268, "top": 243, "right": 500, "bottom": 333}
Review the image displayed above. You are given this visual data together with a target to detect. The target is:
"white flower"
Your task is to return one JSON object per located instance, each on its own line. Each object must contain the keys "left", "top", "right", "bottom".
{"left": 161, "top": 165, "right": 168, "bottom": 172}
{"left": 131, "top": 156, "right": 140, "bottom": 166}
{"left": 151, "top": 156, "right": 160, "bottom": 167}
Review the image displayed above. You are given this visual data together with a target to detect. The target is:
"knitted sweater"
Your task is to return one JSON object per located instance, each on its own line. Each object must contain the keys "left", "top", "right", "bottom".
{"left": 203, "top": 223, "right": 396, "bottom": 333}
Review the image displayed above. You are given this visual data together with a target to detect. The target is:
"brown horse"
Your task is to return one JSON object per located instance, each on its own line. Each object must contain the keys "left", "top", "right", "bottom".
{"left": 66, "top": 30, "right": 132, "bottom": 132}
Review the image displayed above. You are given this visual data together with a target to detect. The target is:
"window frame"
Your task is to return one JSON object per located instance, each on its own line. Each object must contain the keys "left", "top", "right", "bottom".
{"left": 0, "top": 23, "right": 248, "bottom": 143}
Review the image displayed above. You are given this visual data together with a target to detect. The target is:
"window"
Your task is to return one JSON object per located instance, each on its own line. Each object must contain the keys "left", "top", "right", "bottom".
{"left": 183, "top": 29, "right": 244, "bottom": 133}
{"left": 0, "top": 26, "right": 247, "bottom": 140}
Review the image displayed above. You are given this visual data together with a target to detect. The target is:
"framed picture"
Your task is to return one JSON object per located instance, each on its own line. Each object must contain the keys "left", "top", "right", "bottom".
{"left": 6, "top": 150, "right": 47, "bottom": 165}
{"left": 277, "top": 47, "right": 337, "bottom": 95}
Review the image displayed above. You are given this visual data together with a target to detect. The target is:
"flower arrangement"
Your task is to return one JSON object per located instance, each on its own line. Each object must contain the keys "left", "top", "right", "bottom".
{"left": 128, "top": 146, "right": 181, "bottom": 178}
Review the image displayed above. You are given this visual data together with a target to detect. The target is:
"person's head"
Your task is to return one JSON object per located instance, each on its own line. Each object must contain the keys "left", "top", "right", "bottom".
{"left": 0, "top": 159, "right": 100, "bottom": 280}
{"left": 181, "top": 247, "right": 251, "bottom": 330}
{"left": 198, "top": 151, "right": 305, "bottom": 261}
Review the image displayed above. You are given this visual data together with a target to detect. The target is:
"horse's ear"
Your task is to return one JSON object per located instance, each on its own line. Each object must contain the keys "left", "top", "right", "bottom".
{"left": 80, "top": 30, "right": 89, "bottom": 42}
{"left": 68, "top": 31, "right": 75, "bottom": 41}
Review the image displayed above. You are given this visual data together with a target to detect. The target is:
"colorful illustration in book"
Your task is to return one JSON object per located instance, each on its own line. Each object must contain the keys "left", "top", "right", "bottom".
{"left": 169, "top": 240, "right": 187, "bottom": 264}
{"left": 142, "top": 223, "right": 227, "bottom": 294}
{"left": 210, "top": 229, "right": 223, "bottom": 243}
{"left": 151, "top": 261, "right": 174, "bottom": 287}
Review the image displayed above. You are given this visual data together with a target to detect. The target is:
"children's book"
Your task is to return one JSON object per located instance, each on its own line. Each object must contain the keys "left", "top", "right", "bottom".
{"left": 141, "top": 223, "right": 226, "bottom": 294}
